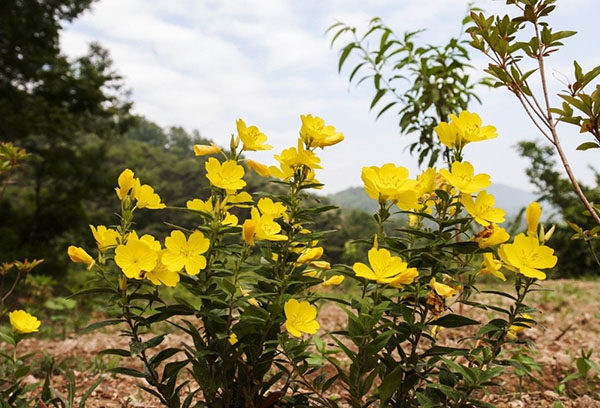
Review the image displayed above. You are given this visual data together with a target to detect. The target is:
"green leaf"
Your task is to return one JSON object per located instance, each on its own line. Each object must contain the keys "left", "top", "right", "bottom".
{"left": 379, "top": 366, "right": 403, "bottom": 402}
{"left": 576, "top": 142, "right": 600, "bottom": 151}
{"left": 109, "top": 367, "right": 147, "bottom": 378}
{"left": 429, "top": 314, "right": 479, "bottom": 328}
{"left": 79, "top": 319, "right": 123, "bottom": 334}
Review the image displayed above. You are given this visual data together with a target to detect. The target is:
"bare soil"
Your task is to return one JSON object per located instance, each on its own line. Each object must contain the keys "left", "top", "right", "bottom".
{"left": 18, "top": 279, "right": 600, "bottom": 407}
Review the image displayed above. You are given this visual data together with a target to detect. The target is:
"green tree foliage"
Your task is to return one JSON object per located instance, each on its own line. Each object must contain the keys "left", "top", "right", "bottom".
{"left": 0, "top": 0, "right": 133, "bottom": 275}
{"left": 329, "top": 14, "right": 487, "bottom": 166}
{"left": 518, "top": 141, "right": 600, "bottom": 274}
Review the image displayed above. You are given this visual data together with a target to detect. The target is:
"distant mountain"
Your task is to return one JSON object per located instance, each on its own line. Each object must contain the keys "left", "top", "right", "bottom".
{"left": 327, "top": 183, "right": 538, "bottom": 219}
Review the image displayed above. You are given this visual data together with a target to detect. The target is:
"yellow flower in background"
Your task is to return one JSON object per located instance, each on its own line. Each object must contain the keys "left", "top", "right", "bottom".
{"left": 67, "top": 246, "right": 95, "bottom": 269}
{"left": 145, "top": 250, "right": 180, "bottom": 287}
{"left": 435, "top": 111, "right": 497, "bottom": 149}
{"left": 274, "top": 140, "right": 322, "bottom": 171}
{"left": 229, "top": 333, "right": 238, "bottom": 345}
{"left": 498, "top": 233, "right": 557, "bottom": 280}
{"left": 430, "top": 277, "right": 456, "bottom": 298}
{"left": 251, "top": 208, "right": 287, "bottom": 241}
{"left": 284, "top": 299, "right": 320, "bottom": 337}
{"left": 526, "top": 201, "right": 541, "bottom": 237}
{"left": 9, "top": 310, "right": 41, "bottom": 334}
{"left": 435, "top": 119, "right": 462, "bottom": 149}
{"left": 193, "top": 143, "right": 221, "bottom": 156}
{"left": 454, "top": 111, "right": 497, "bottom": 143}
{"left": 246, "top": 159, "right": 271, "bottom": 177}
{"left": 114, "top": 237, "right": 158, "bottom": 279}
{"left": 439, "top": 161, "right": 490, "bottom": 194}
{"left": 242, "top": 219, "right": 256, "bottom": 246}
{"left": 297, "top": 247, "right": 324, "bottom": 264}
{"left": 222, "top": 212, "right": 238, "bottom": 226}
{"left": 361, "top": 164, "right": 419, "bottom": 209}
{"left": 322, "top": 275, "right": 345, "bottom": 287}
{"left": 115, "top": 169, "right": 140, "bottom": 200}
{"left": 461, "top": 191, "right": 506, "bottom": 226}
{"left": 479, "top": 253, "right": 506, "bottom": 281}
{"left": 299, "top": 114, "right": 344, "bottom": 148}
{"left": 388, "top": 267, "right": 419, "bottom": 288}
{"left": 353, "top": 247, "right": 412, "bottom": 285}
{"left": 136, "top": 184, "right": 166, "bottom": 209}
{"left": 225, "top": 191, "right": 253, "bottom": 208}
{"left": 205, "top": 158, "right": 246, "bottom": 191}
{"left": 163, "top": 230, "right": 210, "bottom": 276}
{"left": 89, "top": 225, "right": 120, "bottom": 253}
{"left": 474, "top": 224, "right": 510, "bottom": 248}
{"left": 257, "top": 197, "right": 287, "bottom": 218}
{"left": 236, "top": 119, "right": 272, "bottom": 151}
{"left": 311, "top": 260, "right": 331, "bottom": 270}
{"left": 415, "top": 167, "right": 438, "bottom": 197}
{"left": 186, "top": 198, "right": 213, "bottom": 213}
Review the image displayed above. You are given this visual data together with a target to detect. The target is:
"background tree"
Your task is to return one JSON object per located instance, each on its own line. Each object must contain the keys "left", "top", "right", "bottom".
{"left": 329, "top": 10, "right": 487, "bottom": 166}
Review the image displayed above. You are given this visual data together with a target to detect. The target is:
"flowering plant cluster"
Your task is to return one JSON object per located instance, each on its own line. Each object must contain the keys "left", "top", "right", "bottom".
{"left": 67, "top": 111, "right": 557, "bottom": 407}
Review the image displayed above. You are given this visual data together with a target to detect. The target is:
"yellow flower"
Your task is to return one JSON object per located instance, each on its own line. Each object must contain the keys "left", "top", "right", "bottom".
{"left": 251, "top": 208, "right": 287, "bottom": 241}
{"left": 114, "top": 236, "right": 158, "bottom": 279}
{"left": 526, "top": 201, "right": 541, "bottom": 237}
{"left": 361, "top": 164, "right": 419, "bottom": 209}
{"left": 284, "top": 299, "right": 320, "bottom": 337}
{"left": 439, "top": 161, "right": 490, "bottom": 194}
{"left": 193, "top": 143, "right": 221, "bottom": 156}
{"left": 229, "top": 333, "right": 238, "bottom": 345}
{"left": 205, "top": 158, "right": 246, "bottom": 191}
{"left": 162, "top": 230, "right": 210, "bottom": 276}
{"left": 498, "top": 233, "right": 557, "bottom": 280}
{"left": 136, "top": 184, "right": 166, "bottom": 209}
{"left": 431, "top": 325, "right": 443, "bottom": 340}
{"left": 474, "top": 224, "right": 510, "bottom": 248}
{"left": 9, "top": 310, "right": 41, "bottom": 334}
{"left": 297, "top": 247, "right": 323, "bottom": 264}
{"left": 236, "top": 119, "right": 272, "bottom": 151}
{"left": 415, "top": 167, "right": 438, "bottom": 197}
{"left": 246, "top": 159, "right": 271, "bottom": 177}
{"left": 322, "top": 275, "right": 345, "bottom": 287}
{"left": 388, "top": 267, "right": 419, "bottom": 288}
{"left": 299, "top": 114, "right": 344, "bottom": 148}
{"left": 435, "top": 111, "right": 497, "bottom": 149}
{"left": 89, "top": 225, "right": 120, "bottom": 253}
{"left": 430, "top": 277, "right": 456, "bottom": 298}
{"left": 115, "top": 169, "right": 140, "bottom": 200}
{"left": 186, "top": 198, "right": 213, "bottom": 213}
{"left": 257, "top": 197, "right": 287, "bottom": 218}
{"left": 67, "top": 246, "right": 95, "bottom": 269}
{"left": 242, "top": 219, "right": 256, "bottom": 246}
{"left": 224, "top": 191, "right": 254, "bottom": 208}
{"left": 311, "top": 260, "right": 331, "bottom": 270}
{"left": 222, "top": 212, "right": 238, "bottom": 226}
{"left": 145, "top": 250, "right": 180, "bottom": 287}
{"left": 274, "top": 140, "right": 322, "bottom": 171}
{"left": 461, "top": 191, "right": 505, "bottom": 226}
{"left": 303, "top": 269, "right": 320, "bottom": 278}
{"left": 479, "top": 253, "right": 506, "bottom": 281}
{"left": 353, "top": 247, "right": 412, "bottom": 285}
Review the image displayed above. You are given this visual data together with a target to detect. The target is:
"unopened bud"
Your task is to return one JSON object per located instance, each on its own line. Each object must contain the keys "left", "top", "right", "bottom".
{"left": 544, "top": 224, "right": 556, "bottom": 242}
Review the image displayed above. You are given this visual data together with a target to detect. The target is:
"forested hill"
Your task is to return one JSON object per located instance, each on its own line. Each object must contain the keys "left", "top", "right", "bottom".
{"left": 327, "top": 183, "right": 538, "bottom": 218}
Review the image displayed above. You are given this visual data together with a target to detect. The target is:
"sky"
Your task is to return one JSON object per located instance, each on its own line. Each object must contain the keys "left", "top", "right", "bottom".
{"left": 60, "top": 0, "right": 599, "bottom": 195}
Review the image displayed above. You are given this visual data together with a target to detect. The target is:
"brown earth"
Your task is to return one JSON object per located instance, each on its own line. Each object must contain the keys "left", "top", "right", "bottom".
{"left": 17, "top": 279, "right": 600, "bottom": 407}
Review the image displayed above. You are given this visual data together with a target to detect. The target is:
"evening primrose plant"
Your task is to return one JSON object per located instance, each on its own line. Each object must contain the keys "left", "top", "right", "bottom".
{"left": 308, "top": 111, "right": 558, "bottom": 407}
{"left": 67, "top": 115, "right": 345, "bottom": 407}
{"left": 68, "top": 111, "right": 557, "bottom": 407}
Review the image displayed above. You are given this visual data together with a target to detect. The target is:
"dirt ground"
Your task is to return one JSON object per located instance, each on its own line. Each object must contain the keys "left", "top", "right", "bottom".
{"left": 18, "top": 279, "right": 600, "bottom": 407}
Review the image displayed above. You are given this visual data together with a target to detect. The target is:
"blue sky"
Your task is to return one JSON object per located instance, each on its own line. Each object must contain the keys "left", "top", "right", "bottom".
{"left": 60, "top": 0, "right": 599, "bottom": 194}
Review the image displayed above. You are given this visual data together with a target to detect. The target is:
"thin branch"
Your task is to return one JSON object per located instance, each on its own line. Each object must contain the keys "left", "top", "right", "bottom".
{"left": 533, "top": 22, "right": 600, "bottom": 227}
